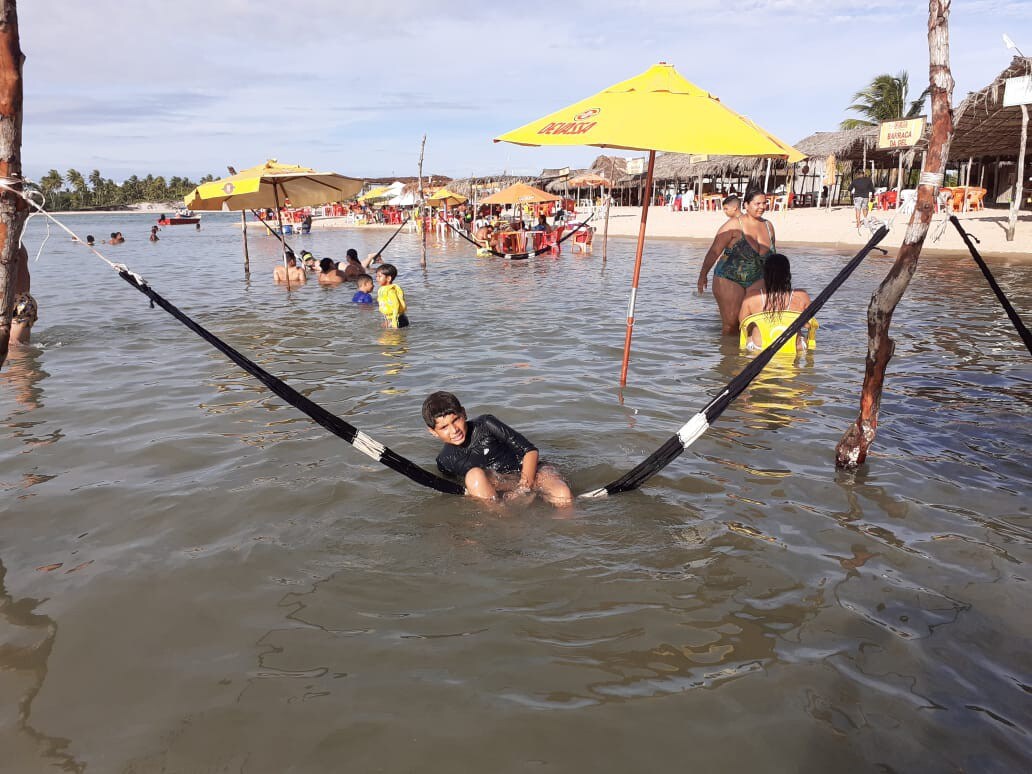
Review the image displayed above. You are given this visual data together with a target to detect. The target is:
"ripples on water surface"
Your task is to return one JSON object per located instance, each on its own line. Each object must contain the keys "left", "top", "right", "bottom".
{"left": 1, "top": 213, "right": 1029, "bottom": 772}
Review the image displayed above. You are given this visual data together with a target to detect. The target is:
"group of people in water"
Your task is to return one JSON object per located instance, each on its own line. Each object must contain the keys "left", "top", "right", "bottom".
{"left": 272, "top": 247, "right": 409, "bottom": 328}
{"left": 698, "top": 190, "right": 812, "bottom": 354}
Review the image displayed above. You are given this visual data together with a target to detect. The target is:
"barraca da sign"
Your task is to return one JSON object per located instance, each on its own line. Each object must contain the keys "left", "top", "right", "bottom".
{"left": 537, "top": 108, "right": 601, "bottom": 136}
{"left": 878, "top": 117, "right": 926, "bottom": 149}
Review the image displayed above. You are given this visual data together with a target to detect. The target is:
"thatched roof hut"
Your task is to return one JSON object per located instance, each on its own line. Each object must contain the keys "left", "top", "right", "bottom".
{"left": 952, "top": 55, "right": 1032, "bottom": 159}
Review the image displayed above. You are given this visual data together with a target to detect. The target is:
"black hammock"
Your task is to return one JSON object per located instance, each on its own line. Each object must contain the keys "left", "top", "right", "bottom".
{"left": 580, "top": 226, "right": 890, "bottom": 498}
{"left": 117, "top": 270, "right": 465, "bottom": 496}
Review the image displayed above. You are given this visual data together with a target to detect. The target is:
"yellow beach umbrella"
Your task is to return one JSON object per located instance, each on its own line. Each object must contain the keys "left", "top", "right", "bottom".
{"left": 480, "top": 182, "right": 560, "bottom": 205}
{"left": 427, "top": 187, "right": 468, "bottom": 208}
{"left": 359, "top": 185, "right": 394, "bottom": 203}
{"left": 183, "top": 160, "right": 363, "bottom": 287}
{"left": 184, "top": 159, "right": 363, "bottom": 211}
{"left": 495, "top": 62, "right": 803, "bottom": 385}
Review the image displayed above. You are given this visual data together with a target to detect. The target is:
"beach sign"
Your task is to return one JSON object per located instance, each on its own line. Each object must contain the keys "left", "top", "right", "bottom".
{"left": 626, "top": 157, "right": 646, "bottom": 175}
{"left": 878, "top": 117, "right": 926, "bottom": 149}
{"left": 1003, "top": 75, "right": 1032, "bottom": 107}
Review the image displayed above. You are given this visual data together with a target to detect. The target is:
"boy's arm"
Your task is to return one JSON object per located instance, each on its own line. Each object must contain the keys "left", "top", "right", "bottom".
{"left": 517, "top": 449, "right": 540, "bottom": 491}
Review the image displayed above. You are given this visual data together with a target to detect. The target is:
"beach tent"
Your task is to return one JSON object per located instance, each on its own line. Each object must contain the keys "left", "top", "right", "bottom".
{"left": 495, "top": 62, "right": 803, "bottom": 385}
{"left": 183, "top": 159, "right": 363, "bottom": 286}
{"left": 480, "top": 182, "right": 560, "bottom": 205}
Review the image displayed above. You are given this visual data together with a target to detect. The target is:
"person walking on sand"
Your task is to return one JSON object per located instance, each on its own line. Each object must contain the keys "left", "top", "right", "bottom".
{"left": 849, "top": 169, "right": 876, "bottom": 229}
{"left": 698, "top": 190, "right": 776, "bottom": 335}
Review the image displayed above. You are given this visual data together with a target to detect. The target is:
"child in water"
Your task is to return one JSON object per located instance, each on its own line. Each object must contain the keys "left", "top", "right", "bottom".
{"left": 375, "top": 263, "right": 408, "bottom": 328}
{"left": 352, "top": 274, "right": 375, "bottom": 304}
{"left": 422, "top": 391, "right": 573, "bottom": 506}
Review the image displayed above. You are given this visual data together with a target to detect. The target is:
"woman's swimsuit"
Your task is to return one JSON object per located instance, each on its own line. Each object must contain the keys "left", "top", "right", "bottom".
{"left": 713, "top": 218, "right": 775, "bottom": 288}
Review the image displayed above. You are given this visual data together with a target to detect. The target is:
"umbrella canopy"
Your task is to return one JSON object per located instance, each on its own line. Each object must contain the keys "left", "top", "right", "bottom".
{"left": 567, "top": 173, "right": 613, "bottom": 188}
{"left": 427, "top": 187, "right": 468, "bottom": 207}
{"left": 359, "top": 184, "right": 395, "bottom": 202}
{"left": 184, "top": 160, "right": 363, "bottom": 211}
{"left": 495, "top": 62, "right": 803, "bottom": 161}
{"left": 480, "top": 182, "right": 561, "bottom": 205}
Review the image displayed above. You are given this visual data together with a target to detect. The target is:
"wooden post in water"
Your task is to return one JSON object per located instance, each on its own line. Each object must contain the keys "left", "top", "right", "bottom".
{"left": 0, "top": 0, "right": 27, "bottom": 370}
{"left": 601, "top": 192, "right": 611, "bottom": 263}
{"left": 1006, "top": 104, "right": 1028, "bottom": 242}
{"left": 240, "top": 212, "right": 250, "bottom": 274}
{"left": 836, "top": 0, "right": 955, "bottom": 469}
{"left": 417, "top": 134, "right": 427, "bottom": 268}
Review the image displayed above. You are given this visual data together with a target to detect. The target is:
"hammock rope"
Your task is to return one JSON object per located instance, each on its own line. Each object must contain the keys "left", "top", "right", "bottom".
{"left": 578, "top": 226, "right": 890, "bottom": 498}
{"left": 445, "top": 213, "right": 594, "bottom": 260}
{"left": 949, "top": 216, "right": 1032, "bottom": 356}
{"left": 1, "top": 179, "right": 464, "bottom": 496}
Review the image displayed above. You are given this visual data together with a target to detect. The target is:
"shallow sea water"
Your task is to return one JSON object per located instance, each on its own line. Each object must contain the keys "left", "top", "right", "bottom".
{"left": 1, "top": 213, "right": 1029, "bottom": 773}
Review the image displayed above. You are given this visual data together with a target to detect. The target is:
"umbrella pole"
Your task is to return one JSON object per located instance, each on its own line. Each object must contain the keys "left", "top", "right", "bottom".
{"left": 273, "top": 184, "right": 291, "bottom": 290}
{"left": 241, "top": 211, "right": 250, "bottom": 275}
{"left": 602, "top": 193, "right": 610, "bottom": 263}
{"left": 619, "top": 149, "right": 655, "bottom": 387}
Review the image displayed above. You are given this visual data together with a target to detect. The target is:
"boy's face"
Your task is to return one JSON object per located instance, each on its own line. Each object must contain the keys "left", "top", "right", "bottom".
{"left": 376, "top": 272, "right": 391, "bottom": 286}
{"left": 358, "top": 279, "right": 373, "bottom": 293}
{"left": 428, "top": 412, "right": 467, "bottom": 446}
{"left": 722, "top": 203, "right": 740, "bottom": 218}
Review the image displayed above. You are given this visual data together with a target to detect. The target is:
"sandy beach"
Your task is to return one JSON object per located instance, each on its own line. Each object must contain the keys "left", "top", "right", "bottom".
{"left": 598, "top": 205, "right": 1032, "bottom": 260}
{"left": 242, "top": 206, "right": 1032, "bottom": 260}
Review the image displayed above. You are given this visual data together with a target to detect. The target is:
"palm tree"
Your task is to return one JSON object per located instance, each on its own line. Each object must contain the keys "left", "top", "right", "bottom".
{"left": 65, "top": 168, "right": 87, "bottom": 209}
{"left": 39, "top": 169, "right": 63, "bottom": 196}
{"left": 840, "top": 71, "right": 929, "bottom": 129}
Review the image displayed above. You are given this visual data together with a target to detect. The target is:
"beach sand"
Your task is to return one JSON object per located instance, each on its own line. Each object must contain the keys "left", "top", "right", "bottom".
{"left": 597, "top": 205, "right": 1032, "bottom": 261}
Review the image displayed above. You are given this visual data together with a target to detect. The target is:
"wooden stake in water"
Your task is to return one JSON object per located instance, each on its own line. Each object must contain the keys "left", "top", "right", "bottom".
{"left": 1006, "top": 104, "right": 1028, "bottom": 242}
{"left": 418, "top": 134, "right": 427, "bottom": 269}
{"left": 241, "top": 211, "right": 250, "bottom": 274}
{"left": 836, "top": 0, "right": 955, "bottom": 470}
{"left": 0, "top": 0, "right": 28, "bottom": 369}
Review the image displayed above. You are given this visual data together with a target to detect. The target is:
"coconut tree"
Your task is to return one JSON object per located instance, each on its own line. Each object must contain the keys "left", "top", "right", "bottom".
{"left": 840, "top": 71, "right": 929, "bottom": 129}
{"left": 39, "top": 168, "right": 63, "bottom": 196}
{"left": 65, "top": 168, "right": 87, "bottom": 209}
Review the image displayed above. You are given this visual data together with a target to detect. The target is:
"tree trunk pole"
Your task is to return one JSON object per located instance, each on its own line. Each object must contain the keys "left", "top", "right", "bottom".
{"left": 835, "top": 0, "right": 955, "bottom": 469}
{"left": 0, "top": 0, "right": 27, "bottom": 370}
{"left": 417, "top": 134, "right": 427, "bottom": 268}
{"left": 1006, "top": 104, "right": 1028, "bottom": 242}
{"left": 601, "top": 193, "right": 610, "bottom": 263}
{"left": 240, "top": 211, "right": 250, "bottom": 274}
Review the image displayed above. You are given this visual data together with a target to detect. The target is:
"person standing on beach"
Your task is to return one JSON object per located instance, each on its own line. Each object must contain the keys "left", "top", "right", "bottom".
{"left": 697, "top": 191, "right": 776, "bottom": 334}
{"left": 849, "top": 169, "right": 876, "bottom": 229}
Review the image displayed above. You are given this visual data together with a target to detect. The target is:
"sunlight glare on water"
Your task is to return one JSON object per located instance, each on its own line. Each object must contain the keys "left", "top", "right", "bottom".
{"left": 1, "top": 213, "right": 1029, "bottom": 773}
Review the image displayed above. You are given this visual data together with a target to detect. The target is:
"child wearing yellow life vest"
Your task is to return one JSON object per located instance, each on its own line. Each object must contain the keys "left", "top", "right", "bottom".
{"left": 375, "top": 263, "right": 409, "bottom": 328}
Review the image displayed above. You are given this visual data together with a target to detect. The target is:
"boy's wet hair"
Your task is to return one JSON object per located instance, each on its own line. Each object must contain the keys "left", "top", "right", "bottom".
{"left": 377, "top": 263, "right": 398, "bottom": 280}
{"left": 422, "top": 391, "right": 464, "bottom": 427}
{"left": 319, "top": 257, "right": 335, "bottom": 272}
{"left": 356, "top": 273, "right": 373, "bottom": 286}
{"left": 722, "top": 195, "right": 740, "bottom": 208}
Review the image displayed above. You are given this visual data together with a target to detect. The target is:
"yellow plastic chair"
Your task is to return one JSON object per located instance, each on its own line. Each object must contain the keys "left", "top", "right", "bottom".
{"left": 740, "top": 311, "right": 819, "bottom": 356}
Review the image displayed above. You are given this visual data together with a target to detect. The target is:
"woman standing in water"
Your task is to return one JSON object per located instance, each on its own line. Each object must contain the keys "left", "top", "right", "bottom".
{"left": 697, "top": 190, "right": 776, "bottom": 334}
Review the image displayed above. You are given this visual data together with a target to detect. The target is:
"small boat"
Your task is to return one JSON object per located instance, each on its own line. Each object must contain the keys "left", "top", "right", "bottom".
{"left": 158, "top": 210, "right": 201, "bottom": 226}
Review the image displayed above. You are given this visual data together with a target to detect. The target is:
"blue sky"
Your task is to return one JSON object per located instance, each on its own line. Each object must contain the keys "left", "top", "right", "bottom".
{"left": 19, "top": 0, "right": 1031, "bottom": 183}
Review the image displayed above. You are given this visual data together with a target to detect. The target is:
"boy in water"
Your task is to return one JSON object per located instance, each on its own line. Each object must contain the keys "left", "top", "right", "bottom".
{"left": 375, "top": 263, "right": 409, "bottom": 328}
{"left": 422, "top": 391, "right": 572, "bottom": 506}
{"left": 352, "top": 274, "right": 375, "bottom": 304}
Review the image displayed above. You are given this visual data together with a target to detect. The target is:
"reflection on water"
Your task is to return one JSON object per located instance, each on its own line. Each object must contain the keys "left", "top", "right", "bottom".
{"left": 0, "top": 560, "right": 84, "bottom": 772}
{"left": 0, "top": 214, "right": 1029, "bottom": 772}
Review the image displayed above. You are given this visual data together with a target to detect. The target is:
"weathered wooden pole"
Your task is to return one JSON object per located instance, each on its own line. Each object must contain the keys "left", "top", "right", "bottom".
{"left": 836, "top": 0, "right": 955, "bottom": 469}
{"left": 0, "top": 0, "right": 27, "bottom": 370}
{"left": 417, "top": 134, "right": 427, "bottom": 268}
{"left": 240, "top": 212, "right": 250, "bottom": 273}
{"left": 601, "top": 191, "right": 611, "bottom": 263}
{"left": 1006, "top": 104, "right": 1028, "bottom": 241}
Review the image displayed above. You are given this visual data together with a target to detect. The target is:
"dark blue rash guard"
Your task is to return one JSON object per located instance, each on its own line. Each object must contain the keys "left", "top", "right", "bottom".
{"left": 435, "top": 414, "right": 537, "bottom": 478}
